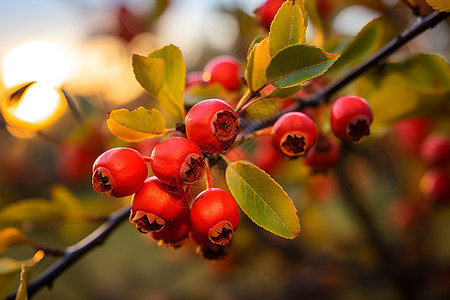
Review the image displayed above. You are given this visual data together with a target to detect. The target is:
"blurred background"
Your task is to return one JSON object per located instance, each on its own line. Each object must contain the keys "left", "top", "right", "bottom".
{"left": 0, "top": 0, "right": 449, "bottom": 299}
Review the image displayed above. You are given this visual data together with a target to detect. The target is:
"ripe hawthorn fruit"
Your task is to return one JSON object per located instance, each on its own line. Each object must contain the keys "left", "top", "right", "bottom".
{"left": 130, "top": 176, "right": 189, "bottom": 233}
{"left": 272, "top": 111, "right": 318, "bottom": 157}
{"left": 185, "top": 99, "right": 240, "bottom": 153}
{"left": 150, "top": 137, "right": 206, "bottom": 187}
{"left": 203, "top": 55, "right": 242, "bottom": 91}
{"left": 330, "top": 95, "right": 373, "bottom": 142}
{"left": 190, "top": 188, "right": 240, "bottom": 246}
{"left": 92, "top": 147, "right": 148, "bottom": 198}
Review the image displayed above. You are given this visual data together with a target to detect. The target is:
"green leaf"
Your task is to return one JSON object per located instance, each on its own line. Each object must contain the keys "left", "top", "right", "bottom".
{"left": 51, "top": 184, "right": 84, "bottom": 220}
{"left": 148, "top": 44, "right": 186, "bottom": 119}
{"left": 425, "top": 0, "right": 450, "bottom": 12}
{"left": 106, "top": 106, "right": 167, "bottom": 142}
{"left": 269, "top": 0, "right": 307, "bottom": 56}
{"left": 244, "top": 99, "right": 282, "bottom": 121}
{"left": 0, "top": 228, "right": 28, "bottom": 253}
{"left": 265, "top": 85, "right": 302, "bottom": 99}
{"left": 330, "top": 18, "right": 384, "bottom": 72}
{"left": 246, "top": 37, "right": 271, "bottom": 92}
{"left": 267, "top": 44, "right": 340, "bottom": 88}
{"left": 132, "top": 54, "right": 165, "bottom": 97}
{"left": 225, "top": 161, "right": 300, "bottom": 239}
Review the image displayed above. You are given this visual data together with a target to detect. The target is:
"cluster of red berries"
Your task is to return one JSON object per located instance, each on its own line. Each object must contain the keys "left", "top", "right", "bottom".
{"left": 271, "top": 95, "right": 373, "bottom": 169}
{"left": 92, "top": 99, "right": 241, "bottom": 259}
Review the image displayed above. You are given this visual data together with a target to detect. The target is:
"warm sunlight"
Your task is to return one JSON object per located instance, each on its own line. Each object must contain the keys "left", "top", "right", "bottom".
{"left": 2, "top": 41, "right": 73, "bottom": 88}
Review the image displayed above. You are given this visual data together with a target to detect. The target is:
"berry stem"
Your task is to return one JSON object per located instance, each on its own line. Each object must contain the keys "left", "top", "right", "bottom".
{"left": 204, "top": 157, "right": 213, "bottom": 190}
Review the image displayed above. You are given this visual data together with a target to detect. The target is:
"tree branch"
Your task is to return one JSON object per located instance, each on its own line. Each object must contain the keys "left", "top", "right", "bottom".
{"left": 5, "top": 204, "right": 131, "bottom": 300}
{"left": 240, "top": 10, "right": 449, "bottom": 135}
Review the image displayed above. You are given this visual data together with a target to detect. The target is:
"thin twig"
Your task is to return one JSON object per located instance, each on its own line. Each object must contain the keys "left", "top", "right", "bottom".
{"left": 5, "top": 204, "right": 131, "bottom": 300}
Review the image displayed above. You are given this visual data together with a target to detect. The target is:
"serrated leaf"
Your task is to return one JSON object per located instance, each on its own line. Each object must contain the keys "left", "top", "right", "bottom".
{"left": 331, "top": 18, "right": 384, "bottom": 72}
{"left": 132, "top": 54, "right": 165, "bottom": 97}
{"left": 425, "top": 0, "right": 450, "bottom": 12}
{"left": 267, "top": 44, "right": 340, "bottom": 88}
{"left": 0, "top": 228, "right": 28, "bottom": 253}
{"left": 148, "top": 44, "right": 186, "bottom": 119}
{"left": 226, "top": 161, "right": 300, "bottom": 239}
{"left": 106, "top": 106, "right": 166, "bottom": 142}
{"left": 269, "top": 0, "right": 307, "bottom": 56}
{"left": 246, "top": 37, "right": 271, "bottom": 92}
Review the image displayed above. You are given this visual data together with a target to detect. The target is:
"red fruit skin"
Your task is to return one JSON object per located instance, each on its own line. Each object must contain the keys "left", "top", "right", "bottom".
{"left": 304, "top": 134, "right": 340, "bottom": 170}
{"left": 151, "top": 205, "right": 191, "bottom": 247}
{"left": 203, "top": 56, "right": 242, "bottom": 91}
{"left": 255, "top": 0, "right": 285, "bottom": 31}
{"left": 419, "top": 134, "right": 450, "bottom": 166}
{"left": 130, "top": 176, "right": 189, "bottom": 229}
{"left": 253, "top": 135, "right": 284, "bottom": 173}
{"left": 190, "top": 188, "right": 240, "bottom": 245}
{"left": 420, "top": 168, "right": 450, "bottom": 204}
{"left": 272, "top": 112, "right": 318, "bottom": 157}
{"left": 390, "top": 117, "right": 431, "bottom": 155}
{"left": 92, "top": 147, "right": 148, "bottom": 198}
{"left": 150, "top": 137, "right": 205, "bottom": 187}
{"left": 185, "top": 99, "right": 240, "bottom": 153}
{"left": 330, "top": 95, "right": 373, "bottom": 142}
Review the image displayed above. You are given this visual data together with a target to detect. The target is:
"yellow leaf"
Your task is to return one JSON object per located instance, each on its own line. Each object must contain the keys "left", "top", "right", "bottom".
{"left": 106, "top": 106, "right": 167, "bottom": 142}
{"left": 0, "top": 228, "right": 28, "bottom": 253}
{"left": 425, "top": 0, "right": 450, "bottom": 12}
{"left": 246, "top": 37, "right": 271, "bottom": 92}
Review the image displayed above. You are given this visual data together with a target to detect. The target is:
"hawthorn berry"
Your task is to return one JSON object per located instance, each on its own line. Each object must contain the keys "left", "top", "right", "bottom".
{"left": 304, "top": 134, "right": 340, "bottom": 171}
{"left": 185, "top": 99, "right": 240, "bottom": 153}
{"left": 130, "top": 176, "right": 189, "bottom": 233}
{"left": 92, "top": 147, "right": 148, "bottom": 198}
{"left": 185, "top": 71, "right": 205, "bottom": 89}
{"left": 419, "top": 168, "right": 450, "bottom": 204}
{"left": 419, "top": 134, "right": 450, "bottom": 166}
{"left": 203, "top": 56, "right": 242, "bottom": 91}
{"left": 151, "top": 204, "right": 191, "bottom": 248}
{"left": 272, "top": 112, "right": 318, "bottom": 157}
{"left": 190, "top": 188, "right": 240, "bottom": 246}
{"left": 255, "top": 0, "right": 285, "bottom": 31}
{"left": 150, "top": 137, "right": 206, "bottom": 187}
{"left": 330, "top": 95, "right": 373, "bottom": 142}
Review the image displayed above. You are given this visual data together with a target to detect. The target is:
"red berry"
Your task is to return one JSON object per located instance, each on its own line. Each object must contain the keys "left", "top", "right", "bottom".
{"left": 185, "top": 99, "right": 240, "bottom": 153}
{"left": 255, "top": 0, "right": 285, "bottom": 31}
{"left": 304, "top": 134, "right": 340, "bottom": 171}
{"left": 419, "top": 168, "right": 450, "bottom": 204}
{"left": 203, "top": 56, "right": 242, "bottom": 91}
{"left": 130, "top": 176, "right": 189, "bottom": 233}
{"left": 150, "top": 137, "right": 206, "bottom": 187}
{"left": 272, "top": 112, "right": 318, "bottom": 157}
{"left": 419, "top": 134, "right": 450, "bottom": 166}
{"left": 92, "top": 147, "right": 148, "bottom": 198}
{"left": 151, "top": 204, "right": 191, "bottom": 248}
{"left": 390, "top": 117, "right": 431, "bottom": 155}
{"left": 330, "top": 95, "right": 373, "bottom": 142}
{"left": 190, "top": 188, "right": 240, "bottom": 246}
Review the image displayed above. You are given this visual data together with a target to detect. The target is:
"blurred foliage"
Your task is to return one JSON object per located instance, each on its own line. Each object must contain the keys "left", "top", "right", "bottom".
{"left": 0, "top": 0, "right": 449, "bottom": 299}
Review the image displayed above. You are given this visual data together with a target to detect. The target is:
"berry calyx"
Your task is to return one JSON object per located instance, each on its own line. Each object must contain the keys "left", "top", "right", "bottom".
{"left": 330, "top": 95, "right": 373, "bottom": 142}
{"left": 272, "top": 112, "right": 318, "bottom": 157}
{"left": 203, "top": 56, "right": 242, "bottom": 91}
{"left": 190, "top": 188, "right": 240, "bottom": 246}
{"left": 130, "top": 176, "right": 189, "bottom": 233}
{"left": 185, "top": 99, "right": 240, "bottom": 153}
{"left": 92, "top": 147, "right": 148, "bottom": 198}
{"left": 150, "top": 137, "right": 206, "bottom": 187}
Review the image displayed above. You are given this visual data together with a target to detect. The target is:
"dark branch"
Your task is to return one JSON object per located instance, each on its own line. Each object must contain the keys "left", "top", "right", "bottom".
{"left": 5, "top": 204, "right": 131, "bottom": 300}
{"left": 241, "top": 10, "right": 449, "bottom": 135}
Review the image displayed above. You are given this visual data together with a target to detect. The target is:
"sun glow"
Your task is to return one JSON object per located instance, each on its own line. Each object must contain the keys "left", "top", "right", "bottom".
{"left": 2, "top": 41, "right": 73, "bottom": 88}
